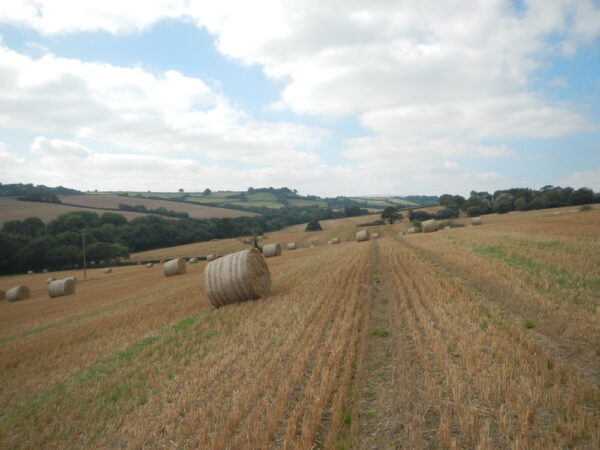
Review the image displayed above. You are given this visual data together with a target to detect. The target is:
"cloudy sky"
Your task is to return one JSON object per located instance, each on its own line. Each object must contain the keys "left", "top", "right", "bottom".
{"left": 0, "top": 0, "right": 599, "bottom": 197}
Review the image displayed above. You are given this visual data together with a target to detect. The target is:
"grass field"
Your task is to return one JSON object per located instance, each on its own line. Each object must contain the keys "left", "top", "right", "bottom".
{"left": 1, "top": 206, "right": 598, "bottom": 448}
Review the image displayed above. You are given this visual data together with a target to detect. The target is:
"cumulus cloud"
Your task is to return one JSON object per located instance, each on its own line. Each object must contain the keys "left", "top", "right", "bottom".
{"left": 0, "top": 45, "right": 326, "bottom": 168}
{"left": 559, "top": 167, "right": 600, "bottom": 191}
{"left": 0, "top": 142, "right": 25, "bottom": 164}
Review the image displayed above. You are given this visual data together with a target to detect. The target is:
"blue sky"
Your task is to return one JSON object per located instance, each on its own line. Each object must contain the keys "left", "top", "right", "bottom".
{"left": 0, "top": 1, "right": 598, "bottom": 197}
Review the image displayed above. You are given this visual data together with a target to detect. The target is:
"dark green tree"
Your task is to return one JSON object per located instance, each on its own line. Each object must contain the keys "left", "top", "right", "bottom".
{"left": 381, "top": 206, "right": 402, "bottom": 224}
{"left": 305, "top": 218, "right": 323, "bottom": 231}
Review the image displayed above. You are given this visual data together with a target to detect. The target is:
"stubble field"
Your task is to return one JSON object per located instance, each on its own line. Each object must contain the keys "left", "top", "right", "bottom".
{"left": 0, "top": 206, "right": 598, "bottom": 448}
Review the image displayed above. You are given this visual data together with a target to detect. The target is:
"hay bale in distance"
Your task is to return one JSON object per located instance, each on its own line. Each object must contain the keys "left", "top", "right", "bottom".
{"left": 407, "top": 228, "right": 416, "bottom": 234}
{"left": 0, "top": 290, "right": 5, "bottom": 301}
{"left": 48, "top": 279, "right": 76, "bottom": 298}
{"left": 7, "top": 285, "right": 30, "bottom": 302}
{"left": 472, "top": 217, "right": 482, "bottom": 225}
{"left": 43, "top": 269, "right": 49, "bottom": 273}
{"left": 330, "top": 237, "right": 340, "bottom": 244}
{"left": 146, "top": 263, "right": 153, "bottom": 268}
{"left": 204, "top": 248, "right": 271, "bottom": 308}
{"left": 27, "top": 270, "right": 34, "bottom": 275}
{"left": 104, "top": 268, "right": 112, "bottom": 274}
{"left": 356, "top": 230, "right": 370, "bottom": 242}
{"left": 371, "top": 233, "right": 379, "bottom": 239}
{"left": 46, "top": 277, "right": 56, "bottom": 284}
{"left": 262, "top": 243, "right": 281, "bottom": 258}
{"left": 422, "top": 219, "right": 437, "bottom": 233}
{"left": 163, "top": 258, "right": 186, "bottom": 277}
{"left": 206, "top": 254, "right": 217, "bottom": 262}
{"left": 287, "top": 242, "right": 297, "bottom": 250}
{"left": 443, "top": 226, "right": 451, "bottom": 230}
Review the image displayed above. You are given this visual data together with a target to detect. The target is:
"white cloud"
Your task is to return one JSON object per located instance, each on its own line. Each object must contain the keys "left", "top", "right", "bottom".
{"left": 0, "top": 142, "right": 25, "bottom": 164}
{"left": 30, "top": 136, "right": 92, "bottom": 158}
{"left": 559, "top": 167, "right": 600, "bottom": 191}
{"left": 0, "top": 45, "right": 326, "bottom": 168}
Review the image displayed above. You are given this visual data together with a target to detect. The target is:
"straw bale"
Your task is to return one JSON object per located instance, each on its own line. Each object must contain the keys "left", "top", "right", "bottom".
{"left": 27, "top": 270, "right": 34, "bottom": 275}
{"left": 262, "top": 243, "right": 281, "bottom": 258}
{"left": 371, "top": 233, "right": 379, "bottom": 239}
{"left": 163, "top": 258, "right": 186, "bottom": 277}
{"left": 356, "top": 230, "right": 369, "bottom": 242}
{"left": 472, "top": 217, "right": 482, "bottom": 225}
{"left": 422, "top": 219, "right": 437, "bottom": 233}
{"left": 48, "top": 279, "right": 76, "bottom": 298}
{"left": 146, "top": 263, "right": 153, "bottom": 268}
{"left": 204, "top": 248, "right": 271, "bottom": 308}
{"left": 287, "top": 242, "right": 297, "bottom": 250}
{"left": 46, "top": 277, "right": 56, "bottom": 284}
{"left": 104, "top": 268, "right": 112, "bottom": 274}
{"left": 7, "top": 285, "right": 30, "bottom": 302}
{"left": 330, "top": 237, "right": 340, "bottom": 244}
{"left": 207, "top": 254, "right": 217, "bottom": 261}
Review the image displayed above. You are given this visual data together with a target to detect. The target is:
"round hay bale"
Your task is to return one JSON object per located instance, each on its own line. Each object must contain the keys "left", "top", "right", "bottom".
{"left": 0, "top": 290, "right": 5, "bottom": 301}
{"left": 443, "top": 226, "right": 451, "bottom": 230}
{"left": 27, "top": 270, "right": 34, "bottom": 275}
{"left": 189, "top": 257, "right": 199, "bottom": 264}
{"left": 263, "top": 243, "right": 281, "bottom": 258}
{"left": 104, "top": 268, "right": 112, "bottom": 274}
{"left": 371, "top": 233, "right": 379, "bottom": 239}
{"left": 46, "top": 277, "right": 56, "bottom": 284}
{"left": 422, "top": 219, "right": 437, "bottom": 233}
{"left": 204, "top": 248, "right": 271, "bottom": 308}
{"left": 356, "top": 230, "right": 369, "bottom": 242}
{"left": 48, "top": 278, "right": 76, "bottom": 298}
{"left": 65, "top": 276, "right": 77, "bottom": 283}
{"left": 287, "top": 242, "right": 297, "bottom": 250}
{"left": 553, "top": 211, "right": 561, "bottom": 216}
{"left": 472, "top": 217, "right": 482, "bottom": 225}
{"left": 206, "top": 254, "right": 217, "bottom": 262}
{"left": 146, "top": 263, "right": 153, "bottom": 268}
{"left": 7, "top": 285, "right": 30, "bottom": 302}
{"left": 163, "top": 258, "right": 186, "bottom": 277}
{"left": 42, "top": 269, "right": 49, "bottom": 273}
{"left": 407, "top": 228, "right": 416, "bottom": 234}
{"left": 330, "top": 237, "right": 340, "bottom": 244}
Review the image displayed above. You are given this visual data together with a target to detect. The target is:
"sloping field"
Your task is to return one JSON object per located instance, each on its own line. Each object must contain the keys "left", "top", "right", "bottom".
{"left": 59, "top": 194, "right": 258, "bottom": 219}
{"left": 1, "top": 207, "right": 598, "bottom": 448}
{"left": 0, "top": 198, "right": 150, "bottom": 224}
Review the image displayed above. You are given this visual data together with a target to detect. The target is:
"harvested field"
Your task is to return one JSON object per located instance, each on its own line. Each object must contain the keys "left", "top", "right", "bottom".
{"left": 1, "top": 206, "right": 598, "bottom": 448}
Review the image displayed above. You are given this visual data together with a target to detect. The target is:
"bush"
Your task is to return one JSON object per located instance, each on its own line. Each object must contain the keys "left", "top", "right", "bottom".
{"left": 579, "top": 205, "right": 592, "bottom": 212}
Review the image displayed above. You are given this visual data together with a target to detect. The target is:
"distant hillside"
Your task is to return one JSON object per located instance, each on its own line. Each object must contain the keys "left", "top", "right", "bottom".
{"left": 0, "top": 182, "right": 81, "bottom": 201}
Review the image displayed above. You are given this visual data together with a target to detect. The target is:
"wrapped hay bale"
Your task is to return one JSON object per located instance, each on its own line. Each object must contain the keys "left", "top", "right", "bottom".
{"left": 422, "top": 219, "right": 437, "bottom": 233}
{"left": 371, "top": 233, "right": 379, "bottom": 239}
{"left": 27, "top": 270, "right": 34, "bottom": 275}
{"left": 163, "top": 258, "right": 186, "bottom": 277}
{"left": 48, "top": 278, "right": 76, "bottom": 298}
{"left": 472, "top": 217, "right": 482, "bottom": 225}
{"left": 189, "top": 257, "right": 199, "bottom": 264}
{"left": 104, "top": 268, "right": 112, "bottom": 274}
{"left": 7, "top": 285, "right": 30, "bottom": 302}
{"left": 207, "top": 254, "right": 217, "bottom": 262}
{"left": 287, "top": 242, "right": 297, "bottom": 250}
{"left": 146, "top": 263, "right": 153, "bottom": 268}
{"left": 330, "top": 237, "right": 340, "bottom": 244}
{"left": 46, "top": 277, "right": 56, "bottom": 284}
{"left": 356, "top": 230, "right": 369, "bottom": 242}
{"left": 407, "top": 228, "right": 416, "bottom": 234}
{"left": 204, "top": 248, "right": 271, "bottom": 308}
{"left": 262, "top": 243, "right": 281, "bottom": 258}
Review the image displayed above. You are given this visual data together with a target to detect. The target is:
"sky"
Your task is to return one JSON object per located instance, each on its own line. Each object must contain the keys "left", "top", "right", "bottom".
{"left": 0, "top": 0, "right": 599, "bottom": 197}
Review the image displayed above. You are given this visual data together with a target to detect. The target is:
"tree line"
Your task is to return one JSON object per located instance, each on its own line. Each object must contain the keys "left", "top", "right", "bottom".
{"left": 0, "top": 204, "right": 370, "bottom": 275}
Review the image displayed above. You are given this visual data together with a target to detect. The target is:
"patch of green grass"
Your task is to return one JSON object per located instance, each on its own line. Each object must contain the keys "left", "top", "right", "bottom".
{"left": 531, "top": 240, "right": 566, "bottom": 250}
{"left": 173, "top": 315, "right": 197, "bottom": 332}
{"left": 391, "top": 439, "right": 402, "bottom": 447}
{"left": 372, "top": 328, "right": 390, "bottom": 337}
{"left": 480, "top": 321, "right": 488, "bottom": 330}
{"left": 365, "top": 411, "right": 377, "bottom": 419}
{"left": 365, "top": 391, "right": 376, "bottom": 398}
{"left": 336, "top": 439, "right": 352, "bottom": 449}
{"left": 341, "top": 411, "right": 352, "bottom": 424}
{"left": 523, "top": 320, "right": 535, "bottom": 329}
{"left": 579, "top": 205, "right": 592, "bottom": 211}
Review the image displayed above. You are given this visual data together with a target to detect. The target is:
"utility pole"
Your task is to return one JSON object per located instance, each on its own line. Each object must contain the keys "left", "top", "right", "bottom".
{"left": 82, "top": 229, "right": 87, "bottom": 281}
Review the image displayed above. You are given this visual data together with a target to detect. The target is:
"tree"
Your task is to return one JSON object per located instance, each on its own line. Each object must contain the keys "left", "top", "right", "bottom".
{"left": 203, "top": 188, "right": 212, "bottom": 195}
{"left": 435, "top": 208, "right": 459, "bottom": 219}
{"left": 570, "top": 187, "right": 594, "bottom": 205}
{"left": 493, "top": 193, "right": 514, "bottom": 214}
{"left": 381, "top": 206, "right": 401, "bottom": 224}
{"left": 529, "top": 195, "right": 549, "bottom": 210}
{"left": 305, "top": 218, "right": 322, "bottom": 231}
{"left": 514, "top": 196, "right": 527, "bottom": 211}
{"left": 100, "top": 212, "right": 127, "bottom": 227}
